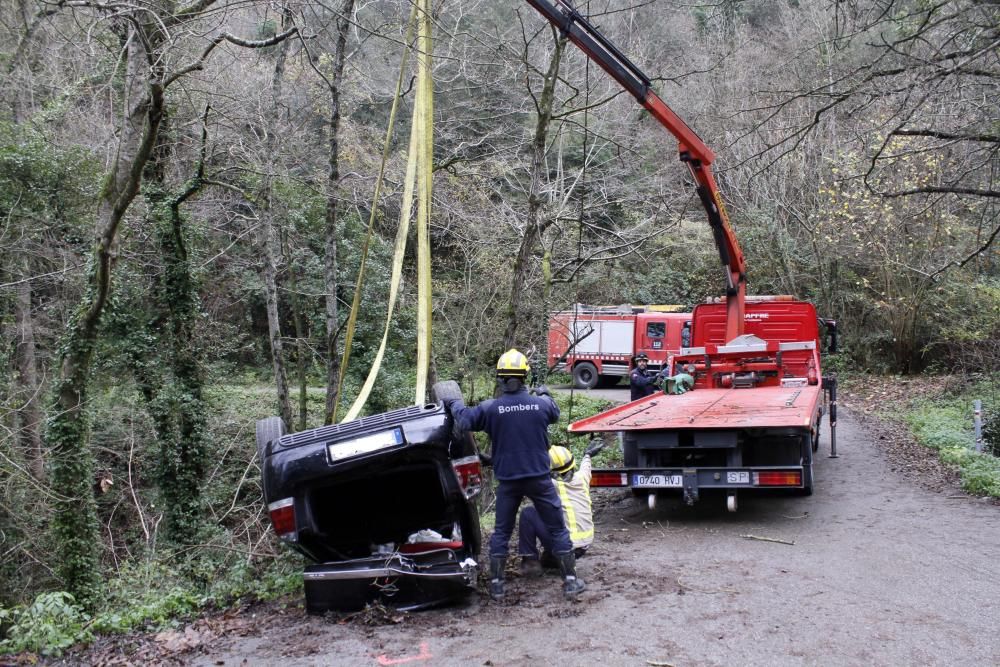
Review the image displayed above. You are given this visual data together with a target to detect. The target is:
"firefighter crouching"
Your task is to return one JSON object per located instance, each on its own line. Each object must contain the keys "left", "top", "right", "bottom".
{"left": 518, "top": 440, "right": 604, "bottom": 575}
{"left": 443, "top": 349, "right": 586, "bottom": 601}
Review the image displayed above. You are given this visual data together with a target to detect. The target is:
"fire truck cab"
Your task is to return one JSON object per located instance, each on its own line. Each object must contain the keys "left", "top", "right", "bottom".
{"left": 548, "top": 305, "right": 690, "bottom": 388}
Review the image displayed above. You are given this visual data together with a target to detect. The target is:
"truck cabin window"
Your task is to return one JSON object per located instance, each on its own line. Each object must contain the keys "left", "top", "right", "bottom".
{"left": 647, "top": 322, "right": 665, "bottom": 338}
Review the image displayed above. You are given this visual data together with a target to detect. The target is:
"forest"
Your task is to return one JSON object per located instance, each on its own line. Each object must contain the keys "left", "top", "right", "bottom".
{"left": 1, "top": 0, "right": 998, "bottom": 653}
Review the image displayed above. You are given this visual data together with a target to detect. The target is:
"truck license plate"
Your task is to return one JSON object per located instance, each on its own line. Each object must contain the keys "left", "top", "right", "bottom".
{"left": 632, "top": 474, "right": 682, "bottom": 488}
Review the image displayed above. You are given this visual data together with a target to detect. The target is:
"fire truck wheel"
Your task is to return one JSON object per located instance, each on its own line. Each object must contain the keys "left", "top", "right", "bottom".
{"left": 572, "top": 361, "right": 599, "bottom": 389}
{"left": 255, "top": 416, "right": 287, "bottom": 463}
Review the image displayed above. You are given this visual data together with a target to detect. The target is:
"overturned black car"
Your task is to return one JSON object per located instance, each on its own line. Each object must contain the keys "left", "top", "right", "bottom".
{"left": 256, "top": 382, "right": 483, "bottom": 613}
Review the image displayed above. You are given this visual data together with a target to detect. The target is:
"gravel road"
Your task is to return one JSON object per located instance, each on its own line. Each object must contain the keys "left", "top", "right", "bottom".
{"left": 185, "top": 402, "right": 1000, "bottom": 667}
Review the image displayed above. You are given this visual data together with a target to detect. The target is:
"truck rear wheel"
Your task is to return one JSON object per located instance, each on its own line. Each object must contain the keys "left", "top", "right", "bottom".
{"left": 255, "top": 416, "right": 287, "bottom": 463}
{"left": 572, "top": 361, "right": 599, "bottom": 389}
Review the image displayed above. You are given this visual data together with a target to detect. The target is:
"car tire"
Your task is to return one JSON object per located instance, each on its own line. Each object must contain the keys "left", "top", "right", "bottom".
{"left": 432, "top": 380, "right": 475, "bottom": 455}
{"left": 255, "top": 416, "right": 287, "bottom": 463}
{"left": 572, "top": 361, "right": 599, "bottom": 389}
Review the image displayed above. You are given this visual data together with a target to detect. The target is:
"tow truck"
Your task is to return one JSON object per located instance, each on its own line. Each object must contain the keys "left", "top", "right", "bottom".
{"left": 525, "top": 0, "right": 838, "bottom": 510}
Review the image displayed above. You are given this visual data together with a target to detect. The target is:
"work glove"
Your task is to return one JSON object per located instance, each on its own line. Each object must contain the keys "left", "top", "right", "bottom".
{"left": 532, "top": 384, "right": 551, "bottom": 397}
{"left": 478, "top": 452, "right": 493, "bottom": 467}
{"left": 441, "top": 397, "right": 464, "bottom": 414}
{"left": 584, "top": 440, "right": 605, "bottom": 458}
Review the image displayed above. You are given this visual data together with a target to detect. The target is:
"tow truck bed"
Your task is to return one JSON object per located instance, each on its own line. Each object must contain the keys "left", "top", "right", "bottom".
{"left": 569, "top": 385, "right": 822, "bottom": 432}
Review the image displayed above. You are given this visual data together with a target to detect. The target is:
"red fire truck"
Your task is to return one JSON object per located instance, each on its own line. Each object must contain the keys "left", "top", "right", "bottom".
{"left": 547, "top": 305, "right": 690, "bottom": 389}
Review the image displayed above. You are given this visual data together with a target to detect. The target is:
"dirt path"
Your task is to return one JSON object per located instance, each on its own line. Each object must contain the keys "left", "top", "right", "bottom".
{"left": 161, "top": 406, "right": 998, "bottom": 667}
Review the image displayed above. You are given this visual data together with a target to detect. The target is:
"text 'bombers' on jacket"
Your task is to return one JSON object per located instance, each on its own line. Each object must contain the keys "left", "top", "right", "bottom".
{"left": 452, "top": 389, "right": 560, "bottom": 481}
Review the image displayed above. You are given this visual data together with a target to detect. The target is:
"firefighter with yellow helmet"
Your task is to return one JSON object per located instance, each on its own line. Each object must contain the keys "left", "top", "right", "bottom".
{"left": 443, "top": 349, "right": 586, "bottom": 601}
{"left": 518, "top": 440, "right": 604, "bottom": 575}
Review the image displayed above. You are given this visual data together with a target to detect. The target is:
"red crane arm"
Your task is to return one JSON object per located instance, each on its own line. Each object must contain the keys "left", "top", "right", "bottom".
{"left": 525, "top": 0, "right": 746, "bottom": 340}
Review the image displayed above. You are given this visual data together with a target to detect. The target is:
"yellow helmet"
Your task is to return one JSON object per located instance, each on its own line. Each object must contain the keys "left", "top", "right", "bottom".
{"left": 549, "top": 446, "right": 575, "bottom": 475}
{"left": 496, "top": 348, "right": 530, "bottom": 377}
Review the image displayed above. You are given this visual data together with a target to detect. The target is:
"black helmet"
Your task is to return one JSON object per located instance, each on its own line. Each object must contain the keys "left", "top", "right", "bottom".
{"left": 635, "top": 353, "right": 649, "bottom": 362}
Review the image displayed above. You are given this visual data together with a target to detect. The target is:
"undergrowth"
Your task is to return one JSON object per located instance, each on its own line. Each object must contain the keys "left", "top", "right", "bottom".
{"left": 904, "top": 377, "right": 1000, "bottom": 497}
{"left": 0, "top": 551, "right": 302, "bottom": 657}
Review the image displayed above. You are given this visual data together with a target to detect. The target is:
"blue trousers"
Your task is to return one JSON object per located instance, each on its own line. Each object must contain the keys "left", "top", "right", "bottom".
{"left": 490, "top": 474, "right": 572, "bottom": 558}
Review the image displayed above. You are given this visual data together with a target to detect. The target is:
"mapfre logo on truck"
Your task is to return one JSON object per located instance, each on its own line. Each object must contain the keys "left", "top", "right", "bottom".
{"left": 746, "top": 313, "right": 770, "bottom": 320}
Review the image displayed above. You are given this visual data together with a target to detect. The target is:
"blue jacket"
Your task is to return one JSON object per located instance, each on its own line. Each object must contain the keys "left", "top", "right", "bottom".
{"left": 630, "top": 368, "right": 656, "bottom": 401}
{"left": 451, "top": 388, "right": 560, "bottom": 481}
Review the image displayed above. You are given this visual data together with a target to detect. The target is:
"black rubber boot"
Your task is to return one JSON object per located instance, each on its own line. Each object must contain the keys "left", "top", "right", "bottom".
{"left": 556, "top": 552, "right": 586, "bottom": 599}
{"left": 489, "top": 557, "right": 506, "bottom": 601}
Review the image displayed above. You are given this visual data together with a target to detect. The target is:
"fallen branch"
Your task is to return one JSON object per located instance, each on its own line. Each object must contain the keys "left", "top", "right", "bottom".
{"left": 740, "top": 534, "right": 795, "bottom": 546}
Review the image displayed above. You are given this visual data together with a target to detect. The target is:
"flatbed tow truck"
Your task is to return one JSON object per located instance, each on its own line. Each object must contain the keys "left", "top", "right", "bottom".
{"left": 524, "top": 0, "right": 839, "bottom": 510}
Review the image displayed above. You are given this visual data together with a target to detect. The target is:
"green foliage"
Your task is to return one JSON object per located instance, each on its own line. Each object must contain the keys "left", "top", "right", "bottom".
{"left": 984, "top": 415, "right": 1000, "bottom": 457}
{"left": 46, "top": 366, "right": 103, "bottom": 609}
{"left": 0, "top": 550, "right": 304, "bottom": 658}
{"left": 0, "top": 121, "right": 99, "bottom": 233}
{"left": 905, "top": 379, "right": 1000, "bottom": 497}
{"left": 0, "top": 592, "right": 90, "bottom": 657}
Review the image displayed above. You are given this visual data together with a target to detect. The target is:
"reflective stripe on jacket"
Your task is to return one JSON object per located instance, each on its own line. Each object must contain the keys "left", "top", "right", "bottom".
{"left": 553, "top": 455, "right": 594, "bottom": 548}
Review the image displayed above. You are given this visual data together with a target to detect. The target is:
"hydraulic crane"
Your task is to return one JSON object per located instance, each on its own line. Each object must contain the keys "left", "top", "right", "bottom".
{"left": 525, "top": 1, "right": 838, "bottom": 510}
{"left": 526, "top": 0, "right": 747, "bottom": 342}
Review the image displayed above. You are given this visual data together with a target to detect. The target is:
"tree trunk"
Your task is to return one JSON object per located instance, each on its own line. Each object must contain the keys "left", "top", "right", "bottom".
{"left": 46, "top": 27, "right": 165, "bottom": 607}
{"left": 13, "top": 263, "right": 44, "bottom": 480}
{"left": 262, "top": 6, "right": 295, "bottom": 428}
{"left": 287, "top": 251, "right": 309, "bottom": 431}
{"left": 133, "top": 110, "right": 210, "bottom": 545}
{"left": 263, "top": 220, "right": 293, "bottom": 427}
{"left": 157, "top": 188, "right": 209, "bottom": 543}
{"left": 323, "top": 0, "right": 355, "bottom": 424}
{"left": 503, "top": 36, "right": 566, "bottom": 349}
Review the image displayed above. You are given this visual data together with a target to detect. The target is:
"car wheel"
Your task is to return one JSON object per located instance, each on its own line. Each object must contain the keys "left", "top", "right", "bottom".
{"left": 572, "top": 361, "right": 599, "bottom": 389}
{"left": 432, "top": 380, "right": 474, "bottom": 454}
{"left": 255, "top": 416, "right": 287, "bottom": 463}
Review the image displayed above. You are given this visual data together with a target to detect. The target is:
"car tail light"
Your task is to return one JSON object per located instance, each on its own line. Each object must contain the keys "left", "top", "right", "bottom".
{"left": 268, "top": 498, "right": 297, "bottom": 540}
{"left": 452, "top": 455, "right": 482, "bottom": 499}
{"left": 590, "top": 471, "right": 628, "bottom": 487}
{"left": 754, "top": 470, "right": 802, "bottom": 486}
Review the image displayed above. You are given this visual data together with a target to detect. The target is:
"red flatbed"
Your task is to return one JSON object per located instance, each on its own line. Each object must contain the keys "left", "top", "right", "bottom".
{"left": 570, "top": 385, "right": 822, "bottom": 432}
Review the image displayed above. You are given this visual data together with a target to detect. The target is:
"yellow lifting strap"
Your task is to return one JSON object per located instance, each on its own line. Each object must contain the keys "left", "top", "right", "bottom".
{"left": 332, "top": 3, "right": 417, "bottom": 423}
{"left": 342, "top": 0, "right": 434, "bottom": 422}
{"left": 414, "top": 0, "right": 434, "bottom": 404}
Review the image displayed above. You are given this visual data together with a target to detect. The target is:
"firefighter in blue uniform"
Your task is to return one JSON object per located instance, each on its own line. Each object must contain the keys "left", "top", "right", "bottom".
{"left": 444, "top": 349, "right": 586, "bottom": 601}
{"left": 629, "top": 353, "right": 657, "bottom": 401}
